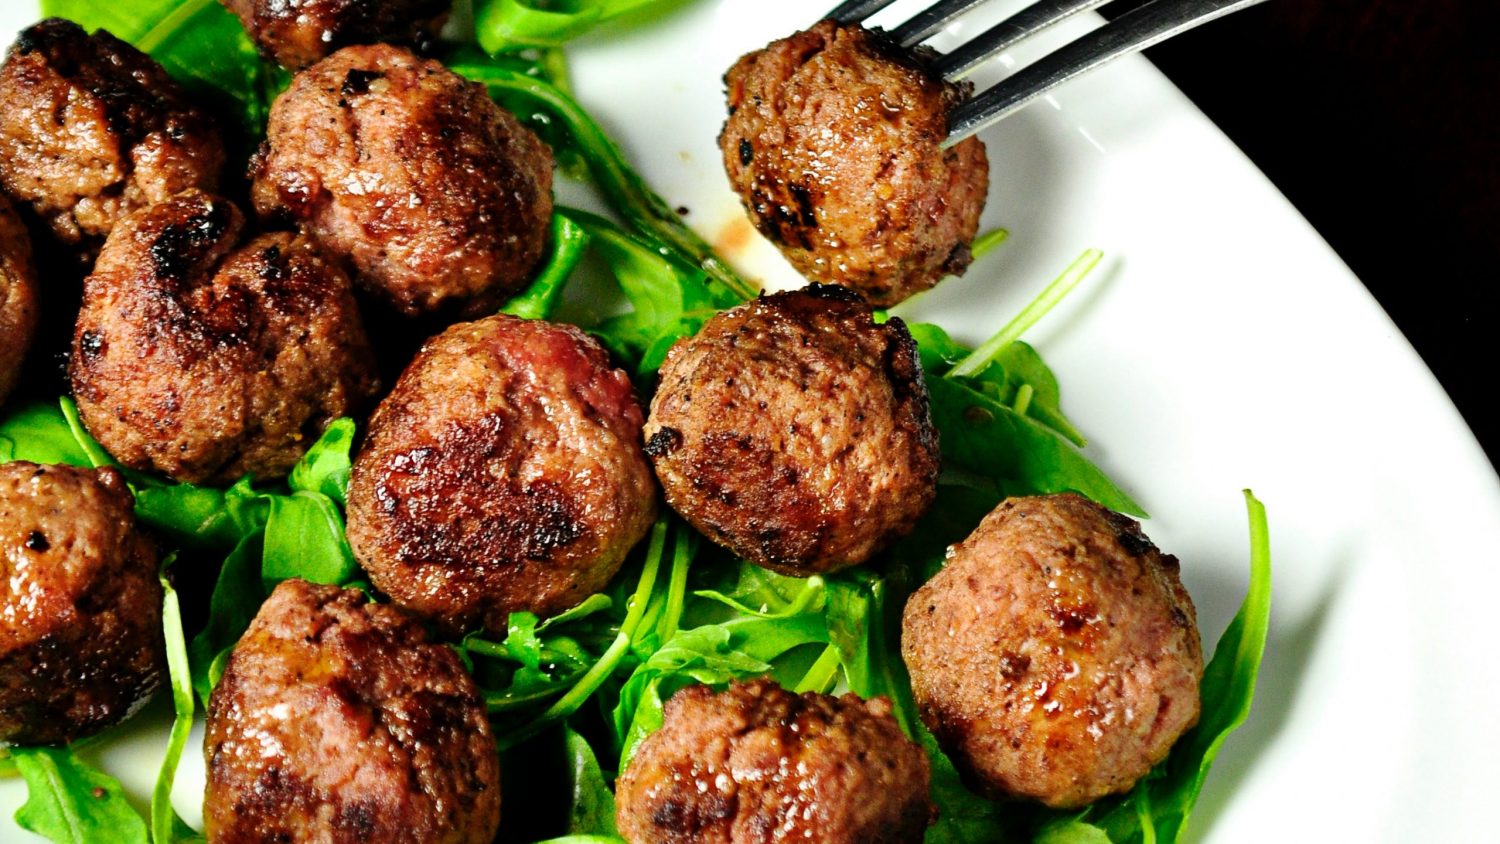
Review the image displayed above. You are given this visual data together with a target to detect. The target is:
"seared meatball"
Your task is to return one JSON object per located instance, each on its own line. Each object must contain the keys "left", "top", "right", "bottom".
{"left": 902, "top": 493, "right": 1203, "bottom": 808}
{"left": 71, "top": 191, "right": 378, "bottom": 485}
{"left": 0, "top": 19, "right": 222, "bottom": 252}
{"left": 0, "top": 462, "right": 162, "bottom": 746}
{"left": 0, "top": 195, "right": 38, "bottom": 405}
{"left": 251, "top": 45, "right": 553, "bottom": 317}
{"left": 617, "top": 680, "right": 932, "bottom": 843}
{"left": 224, "top": 0, "right": 452, "bottom": 71}
{"left": 644, "top": 284, "right": 939, "bottom": 576}
{"left": 346, "top": 314, "right": 657, "bottom": 632}
{"left": 204, "top": 578, "right": 500, "bottom": 844}
{"left": 721, "top": 20, "right": 989, "bottom": 307}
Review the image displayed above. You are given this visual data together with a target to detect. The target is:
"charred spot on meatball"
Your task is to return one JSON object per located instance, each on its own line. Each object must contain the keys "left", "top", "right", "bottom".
{"left": 644, "top": 284, "right": 939, "bottom": 576}
{"left": 901, "top": 493, "right": 1204, "bottom": 808}
{"left": 251, "top": 44, "right": 554, "bottom": 318}
{"left": 0, "top": 462, "right": 162, "bottom": 746}
{"left": 204, "top": 578, "right": 500, "bottom": 844}
{"left": 345, "top": 314, "right": 658, "bottom": 633}
{"left": 223, "top": 0, "right": 453, "bottom": 71}
{"left": 0, "top": 18, "right": 222, "bottom": 253}
{"left": 720, "top": 20, "right": 989, "bottom": 307}
{"left": 616, "top": 680, "right": 933, "bottom": 844}
{"left": 70, "top": 190, "right": 379, "bottom": 485}
{"left": 0, "top": 195, "right": 38, "bottom": 407}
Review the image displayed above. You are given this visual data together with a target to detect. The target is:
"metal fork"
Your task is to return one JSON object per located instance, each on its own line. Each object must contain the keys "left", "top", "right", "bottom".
{"left": 825, "top": 0, "right": 1269, "bottom": 143}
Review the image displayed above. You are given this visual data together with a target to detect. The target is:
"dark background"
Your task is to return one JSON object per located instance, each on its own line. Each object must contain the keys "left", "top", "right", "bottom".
{"left": 1110, "top": 0, "right": 1499, "bottom": 465}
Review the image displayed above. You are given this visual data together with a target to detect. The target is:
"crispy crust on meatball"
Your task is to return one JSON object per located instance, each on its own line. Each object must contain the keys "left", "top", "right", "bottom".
{"left": 0, "top": 19, "right": 222, "bottom": 251}
{"left": 0, "top": 462, "right": 162, "bottom": 746}
{"left": 223, "top": 0, "right": 453, "bottom": 71}
{"left": 204, "top": 579, "right": 500, "bottom": 844}
{"left": 70, "top": 191, "right": 379, "bottom": 485}
{"left": 346, "top": 314, "right": 658, "bottom": 632}
{"left": 0, "top": 195, "right": 38, "bottom": 406}
{"left": 721, "top": 20, "right": 989, "bottom": 307}
{"left": 644, "top": 284, "right": 939, "bottom": 576}
{"left": 251, "top": 44, "right": 553, "bottom": 317}
{"left": 616, "top": 680, "right": 933, "bottom": 844}
{"left": 901, "top": 493, "right": 1203, "bottom": 808}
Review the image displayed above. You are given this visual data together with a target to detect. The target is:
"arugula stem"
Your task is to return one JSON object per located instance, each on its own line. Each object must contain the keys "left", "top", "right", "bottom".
{"left": 657, "top": 524, "right": 693, "bottom": 644}
{"left": 152, "top": 570, "right": 195, "bottom": 844}
{"left": 1012, "top": 383, "right": 1034, "bottom": 417}
{"left": 949, "top": 248, "right": 1102, "bottom": 379}
{"left": 971, "top": 227, "right": 1011, "bottom": 260}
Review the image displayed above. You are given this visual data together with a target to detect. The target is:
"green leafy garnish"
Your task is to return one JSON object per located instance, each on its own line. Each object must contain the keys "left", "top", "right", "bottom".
{"left": 475, "top": 0, "right": 685, "bottom": 51}
{"left": 11, "top": 747, "right": 149, "bottom": 844}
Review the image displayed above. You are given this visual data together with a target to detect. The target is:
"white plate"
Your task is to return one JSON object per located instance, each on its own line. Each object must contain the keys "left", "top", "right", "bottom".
{"left": 4, "top": 1, "right": 1499, "bottom": 841}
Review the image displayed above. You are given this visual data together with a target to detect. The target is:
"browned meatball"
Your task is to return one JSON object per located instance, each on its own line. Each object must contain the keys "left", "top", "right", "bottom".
{"left": 643, "top": 284, "right": 939, "bottom": 576}
{"left": 902, "top": 493, "right": 1203, "bottom": 808}
{"left": 223, "top": 0, "right": 452, "bottom": 71}
{"left": 251, "top": 44, "right": 553, "bottom": 317}
{"left": 0, "top": 19, "right": 222, "bottom": 252}
{"left": 70, "top": 191, "right": 379, "bottom": 485}
{"left": 204, "top": 578, "right": 500, "bottom": 844}
{"left": 721, "top": 20, "right": 989, "bottom": 307}
{"left": 346, "top": 314, "right": 657, "bottom": 632}
{"left": 0, "top": 462, "right": 162, "bottom": 746}
{"left": 616, "top": 680, "right": 932, "bottom": 844}
{"left": 0, "top": 195, "right": 38, "bottom": 406}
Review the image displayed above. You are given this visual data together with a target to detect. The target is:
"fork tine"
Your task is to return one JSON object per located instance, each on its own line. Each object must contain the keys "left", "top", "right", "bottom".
{"left": 945, "top": 0, "right": 1269, "bottom": 143}
{"left": 890, "top": 0, "right": 990, "bottom": 47}
{"left": 930, "top": 0, "right": 1115, "bottom": 80}
{"left": 827, "top": 0, "right": 901, "bottom": 24}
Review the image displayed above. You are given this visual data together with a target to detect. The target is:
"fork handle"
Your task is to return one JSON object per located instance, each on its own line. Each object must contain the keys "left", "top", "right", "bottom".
{"left": 946, "top": 0, "right": 1269, "bottom": 144}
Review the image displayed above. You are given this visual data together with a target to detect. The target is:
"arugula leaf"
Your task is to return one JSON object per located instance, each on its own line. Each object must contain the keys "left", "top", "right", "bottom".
{"left": 563, "top": 727, "right": 619, "bottom": 837}
{"left": 503, "top": 213, "right": 593, "bottom": 320}
{"left": 260, "top": 492, "right": 358, "bottom": 588}
{"left": 475, "top": 0, "right": 681, "bottom": 50}
{"left": 133, "top": 475, "right": 266, "bottom": 550}
{"left": 188, "top": 533, "right": 265, "bottom": 703}
{"left": 288, "top": 419, "right": 356, "bottom": 506}
{"left": 927, "top": 376, "right": 1142, "bottom": 516}
{"left": 11, "top": 746, "right": 149, "bottom": 844}
{"left": 561, "top": 208, "right": 728, "bottom": 374}
{"left": 0, "top": 401, "right": 95, "bottom": 467}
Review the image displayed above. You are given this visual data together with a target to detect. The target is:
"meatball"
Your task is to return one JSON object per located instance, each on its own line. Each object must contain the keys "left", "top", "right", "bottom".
{"left": 901, "top": 493, "right": 1203, "bottom": 808}
{"left": 0, "top": 195, "right": 38, "bottom": 406}
{"left": 204, "top": 578, "right": 500, "bottom": 844}
{"left": 616, "top": 680, "right": 932, "bottom": 843}
{"left": 644, "top": 284, "right": 939, "bottom": 576}
{"left": 346, "top": 314, "right": 657, "bottom": 632}
{"left": 70, "top": 190, "right": 379, "bottom": 485}
{"left": 251, "top": 44, "right": 553, "bottom": 317}
{"left": 223, "top": 0, "right": 453, "bottom": 71}
{"left": 0, "top": 19, "right": 222, "bottom": 252}
{"left": 721, "top": 20, "right": 989, "bottom": 307}
{"left": 0, "top": 462, "right": 162, "bottom": 746}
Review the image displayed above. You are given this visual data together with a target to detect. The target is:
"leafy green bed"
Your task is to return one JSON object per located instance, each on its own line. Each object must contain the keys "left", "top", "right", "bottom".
{"left": 0, "top": 2, "right": 1272, "bottom": 842}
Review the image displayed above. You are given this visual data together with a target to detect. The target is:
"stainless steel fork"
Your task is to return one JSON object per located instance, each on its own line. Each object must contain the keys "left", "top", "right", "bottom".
{"left": 825, "top": 0, "right": 1269, "bottom": 143}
